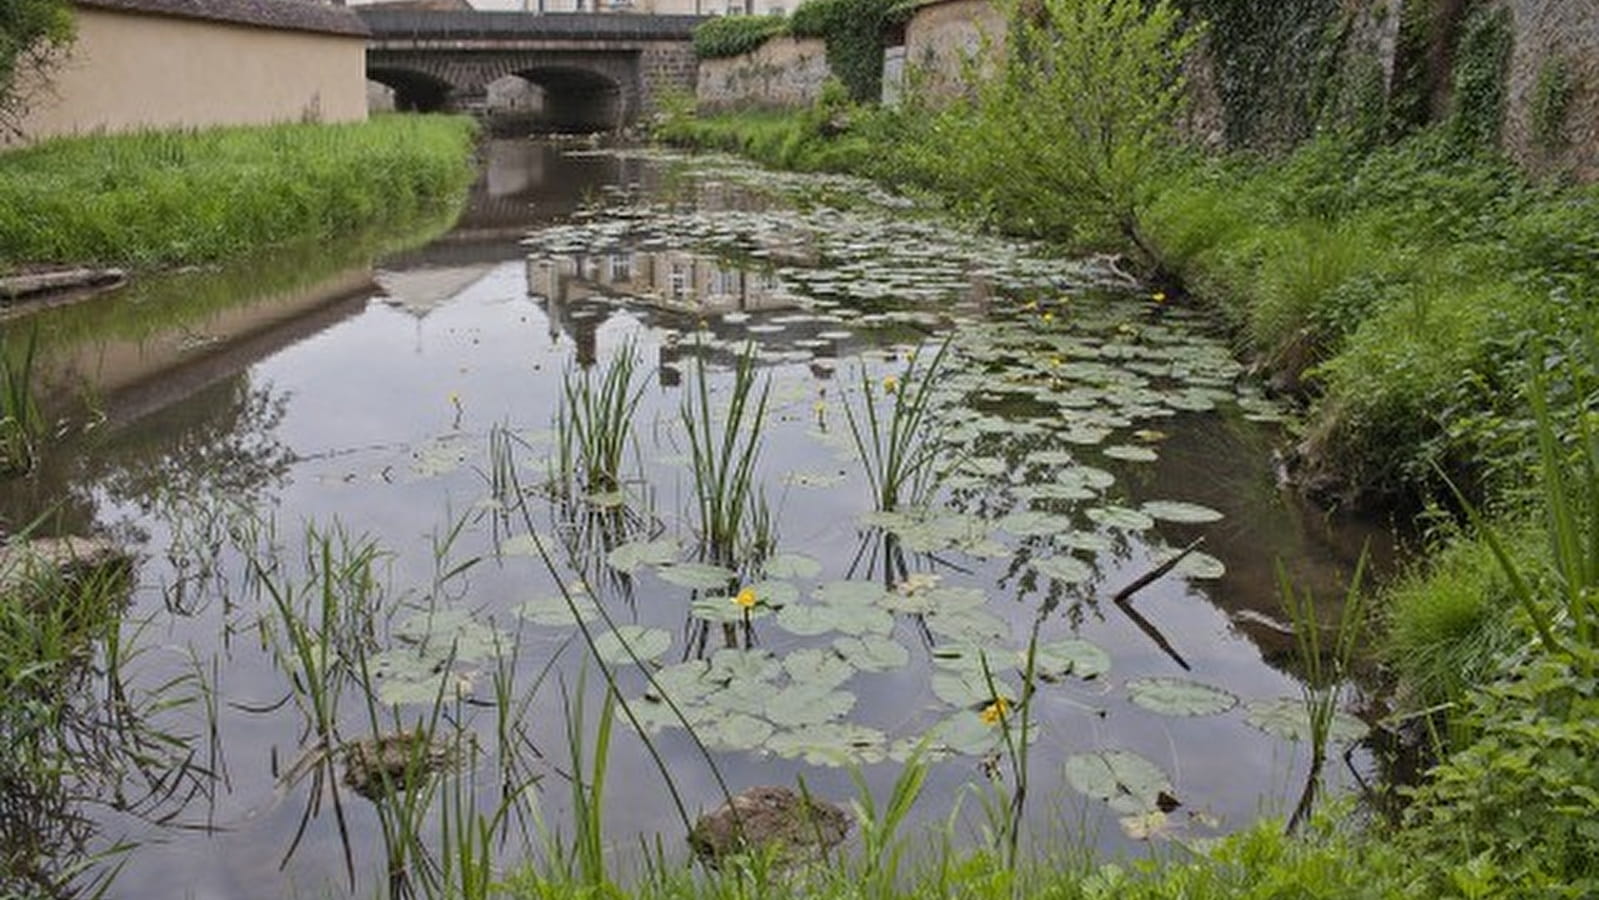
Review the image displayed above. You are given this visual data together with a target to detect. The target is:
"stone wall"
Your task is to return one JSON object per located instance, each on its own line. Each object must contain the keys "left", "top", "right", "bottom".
{"left": 1501, "top": 0, "right": 1599, "bottom": 180}
{"left": 14, "top": 1, "right": 367, "bottom": 144}
{"left": 894, "top": 0, "right": 1006, "bottom": 101}
{"left": 696, "top": 36, "right": 830, "bottom": 110}
{"left": 642, "top": 42, "right": 701, "bottom": 112}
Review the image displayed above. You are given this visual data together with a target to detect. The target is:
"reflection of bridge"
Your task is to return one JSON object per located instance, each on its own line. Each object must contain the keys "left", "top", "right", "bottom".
{"left": 360, "top": 10, "right": 705, "bottom": 131}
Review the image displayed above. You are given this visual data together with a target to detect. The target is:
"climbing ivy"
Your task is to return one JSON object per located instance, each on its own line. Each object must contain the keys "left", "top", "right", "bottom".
{"left": 1530, "top": 55, "right": 1574, "bottom": 152}
{"left": 1176, "top": 0, "right": 1341, "bottom": 148}
{"left": 1445, "top": 4, "right": 1511, "bottom": 154}
{"left": 789, "top": 0, "right": 914, "bottom": 103}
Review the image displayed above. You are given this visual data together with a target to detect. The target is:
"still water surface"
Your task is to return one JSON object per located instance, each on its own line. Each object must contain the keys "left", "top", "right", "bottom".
{"left": 5, "top": 140, "right": 1388, "bottom": 898}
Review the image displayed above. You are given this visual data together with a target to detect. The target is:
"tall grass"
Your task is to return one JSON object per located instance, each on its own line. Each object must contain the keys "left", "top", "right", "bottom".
{"left": 555, "top": 343, "right": 646, "bottom": 498}
{"left": 681, "top": 345, "right": 771, "bottom": 569}
{"left": 1277, "top": 554, "right": 1368, "bottom": 834}
{"left": 1449, "top": 376, "right": 1599, "bottom": 667}
{"left": 843, "top": 340, "right": 952, "bottom": 514}
{"left": 0, "top": 115, "right": 477, "bottom": 270}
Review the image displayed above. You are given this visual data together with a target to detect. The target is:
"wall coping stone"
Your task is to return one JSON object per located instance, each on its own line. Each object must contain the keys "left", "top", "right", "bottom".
{"left": 76, "top": 0, "right": 370, "bottom": 38}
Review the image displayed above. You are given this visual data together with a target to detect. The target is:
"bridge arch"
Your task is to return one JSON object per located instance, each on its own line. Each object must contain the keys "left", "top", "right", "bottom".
{"left": 509, "top": 66, "right": 624, "bottom": 131}
{"left": 368, "top": 66, "right": 454, "bottom": 113}
{"left": 360, "top": 11, "right": 705, "bottom": 131}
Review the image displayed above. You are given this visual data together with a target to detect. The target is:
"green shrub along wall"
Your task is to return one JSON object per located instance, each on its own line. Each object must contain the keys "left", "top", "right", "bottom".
{"left": 692, "top": 14, "right": 788, "bottom": 60}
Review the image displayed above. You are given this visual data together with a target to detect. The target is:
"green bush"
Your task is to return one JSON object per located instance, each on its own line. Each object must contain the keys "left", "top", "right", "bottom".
{"left": 0, "top": 115, "right": 477, "bottom": 270}
{"left": 692, "top": 14, "right": 787, "bottom": 60}
{"left": 1401, "top": 647, "right": 1599, "bottom": 897}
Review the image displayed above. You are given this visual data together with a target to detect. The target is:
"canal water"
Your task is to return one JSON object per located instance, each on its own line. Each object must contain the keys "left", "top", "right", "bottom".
{"left": 3, "top": 140, "right": 1388, "bottom": 898}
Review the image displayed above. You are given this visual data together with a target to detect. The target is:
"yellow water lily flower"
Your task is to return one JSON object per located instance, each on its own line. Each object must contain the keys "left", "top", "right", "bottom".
{"left": 1041, "top": 311, "right": 1055, "bottom": 324}
{"left": 1152, "top": 291, "right": 1167, "bottom": 303}
{"left": 883, "top": 374, "right": 899, "bottom": 394}
{"left": 980, "top": 697, "right": 1011, "bottom": 726}
{"left": 733, "top": 586, "right": 758, "bottom": 609}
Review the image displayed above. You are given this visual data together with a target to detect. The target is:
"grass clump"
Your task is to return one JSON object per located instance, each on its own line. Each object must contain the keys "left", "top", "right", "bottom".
{"left": 0, "top": 115, "right": 477, "bottom": 271}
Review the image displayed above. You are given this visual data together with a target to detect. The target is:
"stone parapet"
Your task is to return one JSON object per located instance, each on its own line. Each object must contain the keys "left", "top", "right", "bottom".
{"left": 696, "top": 36, "right": 830, "bottom": 111}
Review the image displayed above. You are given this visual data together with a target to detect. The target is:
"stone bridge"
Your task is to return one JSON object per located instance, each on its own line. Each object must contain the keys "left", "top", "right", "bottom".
{"left": 360, "top": 10, "right": 705, "bottom": 131}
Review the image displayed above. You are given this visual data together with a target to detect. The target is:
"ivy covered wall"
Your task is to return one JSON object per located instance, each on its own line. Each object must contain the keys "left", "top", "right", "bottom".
{"left": 1172, "top": 0, "right": 1597, "bottom": 176}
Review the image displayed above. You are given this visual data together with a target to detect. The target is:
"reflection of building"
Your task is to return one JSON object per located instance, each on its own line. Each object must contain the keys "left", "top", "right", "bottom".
{"left": 528, "top": 250, "right": 791, "bottom": 313}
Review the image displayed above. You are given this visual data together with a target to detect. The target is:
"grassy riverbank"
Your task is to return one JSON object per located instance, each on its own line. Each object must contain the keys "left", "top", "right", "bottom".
{"left": 0, "top": 115, "right": 478, "bottom": 271}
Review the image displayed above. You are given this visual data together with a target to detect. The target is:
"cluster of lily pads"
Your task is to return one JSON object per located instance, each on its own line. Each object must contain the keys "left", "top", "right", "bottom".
{"left": 372, "top": 148, "right": 1372, "bottom": 836}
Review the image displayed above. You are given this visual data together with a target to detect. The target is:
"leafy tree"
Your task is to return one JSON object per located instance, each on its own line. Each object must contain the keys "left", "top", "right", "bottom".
{"left": 1, "top": 0, "right": 75, "bottom": 138}
{"left": 908, "top": 0, "right": 1197, "bottom": 253}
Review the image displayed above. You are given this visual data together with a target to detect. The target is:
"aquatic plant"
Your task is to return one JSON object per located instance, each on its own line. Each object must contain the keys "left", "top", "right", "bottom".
{"left": 0, "top": 325, "right": 42, "bottom": 475}
{"left": 554, "top": 342, "right": 646, "bottom": 498}
{"left": 1, "top": 539, "right": 209, "bottom": 899}
{"left": 843, "top": 339, "right": 952, "bottom": 514}
{"left": 1276, "top": 552, "right": 1368, "bottom": 833}
{"left": 681, "top": 344, "right": 771, "bottom": 570}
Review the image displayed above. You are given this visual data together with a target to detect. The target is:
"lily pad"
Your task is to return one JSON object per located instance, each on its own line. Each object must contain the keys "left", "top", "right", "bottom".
{"left": 591, "top": 626, "right": 671, "bottom": 665}
{"left": 998, "top": 510, "right": 1074, "bottom": 538}
{"left": 765, "top": 685, "right": 856, "bottom": 727}
{"left": 777, "top": 602, "right": 893, "bottom": 637}
{"left": 813, "top": 580, "right": 891, "bottom": 607}
{"left": 832, "top": 634, "right": 910, "bottom": 672}
{"left": 1127, "top": 677, "right": 1237, "bottom": 717}
{"left": 766, "top": 722, "right": 887, "bottom": 766}
{"left": 1086, "top": 506, "right": 1156, "bottom": 532}
{"left": 926, "top": 606, "right": 1009, "bottom": 644}
{"left": 765, "top": 552, "right": 824, "bottom": 579}
{"left": 1031, "top": 638, "right": 1110, "bottom": 680}
{"left": 1103, "top": 444, "right": 1158, "bottom": 462}
{"left": 782, "top": 647, "right": 856, "bottom": 689}
{"left": 645, "top": 660, "right": 715, "bottom": 705}
{"left": 517, "top": 591, "right": 602, "bottom": 627}
{"left": 699, "top": 713, "right": 776, "bottom": 751}
{"left": 607, "top": 539, "right": 679, "bottom": 573}
{"left": 932, "top": 666, "right": 1017, "bottom": 708}
{"left": 1173, "top": 551, "right": 1227, "bottom": 580}
{"left": 1141, "top": 501, "right": 1225, "bottom": 524}
{"left": 708, "top": 648, "right": 782, "bottom": 684}
{"left": 1033, "top": 554, "right": 1093, "bottom": 585}
{"left": 656, "top": 562, "right": 738, "bottom": 590}
{"left": 1064, "top": 750, "right": 1175, "bottom": 815}
{"left": 1243, "top": 698, "right": 1368, "bottom": 744}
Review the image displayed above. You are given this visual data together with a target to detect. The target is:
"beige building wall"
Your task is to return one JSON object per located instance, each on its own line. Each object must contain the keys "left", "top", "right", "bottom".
{"left": 17, "top": 6, "right": 367, "bottom": 143}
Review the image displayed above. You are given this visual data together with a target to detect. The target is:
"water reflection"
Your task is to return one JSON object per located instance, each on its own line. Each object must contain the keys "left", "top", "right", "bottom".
{"left": 0, "top": 141, "right": 1403, "bottom": 899}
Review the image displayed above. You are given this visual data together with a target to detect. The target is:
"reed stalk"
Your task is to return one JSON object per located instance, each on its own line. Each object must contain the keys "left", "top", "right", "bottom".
{"left": 843, "top": 339, "right": 952, "bottom": 514}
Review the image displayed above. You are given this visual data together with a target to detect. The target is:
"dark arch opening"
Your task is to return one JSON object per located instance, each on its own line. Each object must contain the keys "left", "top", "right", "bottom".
{"left": 510, "top": 67, "right": 625, "bottom": 133}
{"left": 367, "top": 67, "right": 455, "bottom": 113}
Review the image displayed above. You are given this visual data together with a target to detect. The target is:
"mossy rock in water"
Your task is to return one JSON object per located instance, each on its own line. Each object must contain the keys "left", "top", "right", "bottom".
{"left": 688, "top": 785, "right": 851, "bottom": 866}
{"left": 341, "top": 731, "right": 451, "bottom": 800}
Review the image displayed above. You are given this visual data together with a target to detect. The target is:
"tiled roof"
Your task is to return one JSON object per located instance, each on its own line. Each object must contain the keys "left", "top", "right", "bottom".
{"left": 76, "top": 0, "right": 370, "bottom": 37}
